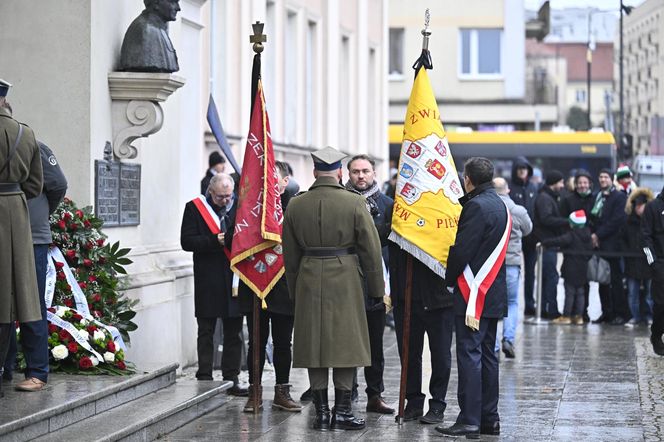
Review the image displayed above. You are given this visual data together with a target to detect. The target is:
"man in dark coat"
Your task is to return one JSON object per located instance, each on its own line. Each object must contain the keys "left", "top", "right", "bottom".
{"left": 200, "top": 151, "right": 226, "bottom": 196}
{"left": 283, "top": 146, "right": 384, "bottom": 431}
{"left": 232, "top": 161, "right": 301, "bottom": 413}
{"left": 509, "top": 156, "right": 539, "bottom": 316}
{"left": 180, "top": 173, "right": 247, "bottom": 395}
{"left": 437, "top": 157, "right": 509, "bottom": 439}
{"left": 533, "top": 170, "right": 568, "bottom": 319}
{"left": 590, "top": 169, "right": 628, "bottom": 324}
{"left": 4, "top": 141, "right": 67, "bottom": 392}
{"left": 344, "top": 154, "right": 395, "bottom": 415}
{"left": 642, "top": 185, "right": 664, "bottom": 356}
{"left": 0, "top": 82, "right": 43, "bottom": 397}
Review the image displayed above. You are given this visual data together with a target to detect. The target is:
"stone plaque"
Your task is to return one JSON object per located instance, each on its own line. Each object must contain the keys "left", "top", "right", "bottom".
{"left": 95, "top": 161, "right": 141, "bottom": 226}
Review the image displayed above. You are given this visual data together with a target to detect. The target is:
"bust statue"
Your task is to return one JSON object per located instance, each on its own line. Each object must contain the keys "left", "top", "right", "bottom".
{"left": 119, "top": 0, "right": 181, "bottom": 73}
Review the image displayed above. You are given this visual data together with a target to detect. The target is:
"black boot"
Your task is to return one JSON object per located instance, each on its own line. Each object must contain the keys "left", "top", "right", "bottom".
{"left": 0, "top": 324, "right": 13, "bottom": 399}
{"left": 330, "top": 389, "right": 365, "bottom": 430}
{"left": 311, "top": 389, "right": 330, "bottom": 431}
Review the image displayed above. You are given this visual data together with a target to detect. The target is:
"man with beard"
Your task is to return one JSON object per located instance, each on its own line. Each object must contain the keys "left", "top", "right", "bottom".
{"left": 509, "top": 157, "right": 539, "bottom": 316}
{"left": 343, "top": 154, "right": 394, "bottom": 415}
{"left": 180, "top": 173, "right": 248, "bottom": 395}
{"left": 590, "top": 169, "right": 628, "bottom": 324}
{"left": 642, "top": 185, "right": 664, "bottom": 356}
{"left": 533, "top": 170, "right": 568, "bottom": 319}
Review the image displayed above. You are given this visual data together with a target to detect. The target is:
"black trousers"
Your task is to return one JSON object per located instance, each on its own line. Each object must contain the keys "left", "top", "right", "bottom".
{"left": 394, "top": 302, "right": 453, "bottom": 410}
{"left": 651, "top": 261, "right": 664, "bottom": 344}
{"left": 598, "top": 257, "right": 628, "bottom": 320}
{"left": 455, "top": 315, "right": 499, "bottom": 427}
{"left": 353, "top": 308, "right": 387, "bottom": 398}
{"left": 246, "top": 310, "right": 294, "bottom": 385}
{"left": 196, "top": 316, "right": 243, "bottom": 380}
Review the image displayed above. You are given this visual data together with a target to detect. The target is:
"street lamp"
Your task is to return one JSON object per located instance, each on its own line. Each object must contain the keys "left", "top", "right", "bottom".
{"left": 619, "top": 1, "right": 634, "bottom": 159}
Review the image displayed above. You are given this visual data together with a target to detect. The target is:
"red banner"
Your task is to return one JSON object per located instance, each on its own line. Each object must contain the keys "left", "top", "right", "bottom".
{"left": 229, "top": 80, "right": 284, "bottom": 306}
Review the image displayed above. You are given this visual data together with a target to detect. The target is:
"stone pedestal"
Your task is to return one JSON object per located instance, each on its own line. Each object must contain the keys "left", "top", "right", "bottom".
{"left": 108, "top": 72, "right": 185, "bottom": 159}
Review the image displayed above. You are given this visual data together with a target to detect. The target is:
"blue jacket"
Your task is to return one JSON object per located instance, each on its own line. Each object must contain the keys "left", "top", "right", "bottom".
{"left": 446, "top": 182, "right": 508, "bottom": 319}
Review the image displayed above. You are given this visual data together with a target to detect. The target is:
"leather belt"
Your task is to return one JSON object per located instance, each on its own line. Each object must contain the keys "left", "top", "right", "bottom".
{"left": 0, "top": 183, "right": 20, "bottom": 193}
{"left": 303, "top": 247, "right": 357, "bottom": 257}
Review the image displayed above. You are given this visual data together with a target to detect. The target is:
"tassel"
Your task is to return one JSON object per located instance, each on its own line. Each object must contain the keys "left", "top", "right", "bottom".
{"left": 465, "top": 315, "right": 480, "bottom": 331}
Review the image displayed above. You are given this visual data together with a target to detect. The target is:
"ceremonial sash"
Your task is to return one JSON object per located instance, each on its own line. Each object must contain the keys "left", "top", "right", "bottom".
{"left": 191, "top": 195, "right": 240, "bottom": 295}
{"left": 457, "top": 209, "right": 512, "bottom": 331}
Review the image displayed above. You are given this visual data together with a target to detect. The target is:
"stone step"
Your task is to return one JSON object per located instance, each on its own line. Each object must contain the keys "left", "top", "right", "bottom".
{"left": 31, "top": 379, "right": 231, "bottom": 442}
{"left": 0, "top": 363, "right": 178, "bottom": 441}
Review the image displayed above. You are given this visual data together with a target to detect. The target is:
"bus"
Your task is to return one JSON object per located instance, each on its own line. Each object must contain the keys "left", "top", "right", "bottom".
{"left": 388, "top": 126, "right": 617, "bottom": 181}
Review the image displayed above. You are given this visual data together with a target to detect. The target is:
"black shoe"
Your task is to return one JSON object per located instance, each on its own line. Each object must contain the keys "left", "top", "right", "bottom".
{"left": 435, "top": 422, "right": 480, "bottom": 439}
{"left": 226, "top": 379, "right": 249, "bottom": 397}
{"left": 330, "top": 389, "right": 365, "bottom": 430}
{"left": 651, "top": 335, "right": 664, "bottom": 356}
{"left": 480, "top": 421, "right": 500, "bottom": 435}
{"left": 196, "top": 374, "right": 213, "bottom": 381}
{"left": 419, "top": 407, "right": 444, "bottom": 424}
{"left": 351, "top": 386, "right": 359, "bottom": 403}
{"left": 402, "top": 405, "right": 424, "bottom": 421}
{"left": 312, "top": 389, "right": 331, "bottom": 431}
{"left": 592, "top": 314, "right": 611, "bottom": 324}
{"left": 300, "top": 388, "right": 313, "bottom": 402}
{"left": 502, "top": 339, "right": 515, "bottom": 359}
{"left": 610, "top": 317, "right": 626, "bottom": 325}
{"left": 524, "top": 307, "right": 536, "bottom": 317}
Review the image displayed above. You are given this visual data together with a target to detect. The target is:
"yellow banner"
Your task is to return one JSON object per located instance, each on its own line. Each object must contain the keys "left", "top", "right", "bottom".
{"left": 389, "top": 68, "right": 463, "bottom": 278}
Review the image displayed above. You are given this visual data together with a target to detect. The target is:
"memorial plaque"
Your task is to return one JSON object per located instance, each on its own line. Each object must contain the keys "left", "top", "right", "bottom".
{"left": 95, "top": 160, "right": 141, "bottom": 227}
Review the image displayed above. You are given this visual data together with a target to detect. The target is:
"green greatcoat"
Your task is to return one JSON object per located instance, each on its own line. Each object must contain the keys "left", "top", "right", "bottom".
{"left": 0, "top": 107, "right": 43, "bottom": 324}
{"left": 283, "top": 176, "right": 384, "bottom": 368}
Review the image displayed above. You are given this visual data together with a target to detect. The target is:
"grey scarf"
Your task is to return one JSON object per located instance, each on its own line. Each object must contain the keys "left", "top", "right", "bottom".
{"left": 345, "top": 180, "right": 381, "bottom": 216}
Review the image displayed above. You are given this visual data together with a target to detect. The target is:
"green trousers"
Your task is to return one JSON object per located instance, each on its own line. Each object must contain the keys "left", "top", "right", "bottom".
{"left": 308, "top": 367, "right": 355, "bottom": 390}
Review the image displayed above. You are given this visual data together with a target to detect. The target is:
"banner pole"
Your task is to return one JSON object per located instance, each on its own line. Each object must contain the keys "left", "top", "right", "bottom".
{"left": 396, "top": 254, "right": 413, "bottom": 425}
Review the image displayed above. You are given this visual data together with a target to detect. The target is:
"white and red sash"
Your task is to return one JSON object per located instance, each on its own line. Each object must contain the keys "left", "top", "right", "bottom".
{"left": 457, "top": 208, "right": 512, "bottom": 331}
{"left": 191, "top": 195, "right": 239, "bottom": 295}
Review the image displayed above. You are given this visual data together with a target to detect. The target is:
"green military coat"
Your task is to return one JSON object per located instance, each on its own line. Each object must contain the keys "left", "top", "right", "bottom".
{"left": 283, "top": 176, "right": 384, "bottom": 368}
{"left": 0, "top": 107, "right": 43, "bottom": 324}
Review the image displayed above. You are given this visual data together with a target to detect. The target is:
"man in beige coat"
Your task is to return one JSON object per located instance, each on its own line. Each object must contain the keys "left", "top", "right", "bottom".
{"left": 283, "top": 146, "right": 384, "bottom": 431}
{"left": 0, "top": 80, "right": 44, "bottom": 397}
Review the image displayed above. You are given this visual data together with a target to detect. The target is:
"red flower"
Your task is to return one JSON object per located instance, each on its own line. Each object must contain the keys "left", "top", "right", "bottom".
{"left": 93, "top": 310, "right": 101, "bottom": 318}
{"left": 63, "top": 211, "right": 72, "bottom": 221}
{"left": 67, "top": 341, "right": 78, "bottom": 353}
{"left": 98, "top": 256, "right": 106, "bottom": 264}
{"left": 79, "top": 356, "right": 93, "bottom": 370}
{"left": 96, "top": 239, "right": 105, "bottom": 247}
{"left": 88, "top": 275, "right": 97, "bottom": 283}
{"left": 55, "top": 261, "right": 64, "bottom": 270}
{"left": 63, "top": 298, "right": 74, "bottom": 307}
{"left": 48, "top": 324, "right": 58, "bottom": 334}
{"left": 84, "top": 241, "right": 94, "bottom": 250}
{"left": 83, "top": 220, "right": 91, "bottom": 228}
{"left": 107, "top": 341, "right": 116, "bottom": 352}
{"left": 116, "top": 360, "right": 126, "bottom": 370}
{"left": 76, "top": 209, "right": 84, "bottom": 219}
{"left": 65, "top": 249, "right": 76, "bottom": 260}
{"left": 86, "top": 324, "right": 98, "bottom": 333}
{"left": 57, "top": 220, "right": 66, "bottom": 230}
{"left": 56, "top": 272, "right": 66, "bottom": 281}
{"left": 63, "top": 197, "right": 71, "bottom": 204}
{"left": 72, "top": 313, "right": 83, "bottom": 321}
{"left": 58, "top": 329, "right": 69, "bottom": 341}
{"left": 83, "top": 259, "right": 93, "bottom": 267}
{"left": 47, "top": 307, "right": 56, "bottom": 313}
{"left": 92, "top": 293, "right": 102, "bottom": 303}
{"left": 70, "top": 223, "right": 78, "bottom": 231}
{"left": 78, "top": 281, "right": 87, "bottom": 290}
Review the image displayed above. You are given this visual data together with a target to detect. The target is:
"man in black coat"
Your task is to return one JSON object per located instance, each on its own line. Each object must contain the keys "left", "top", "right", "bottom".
{"left": 437, "top": 157, "right": 509, "bottom": 439}
{"left": 533, "top": 170, "right": 568, "bottom": 319}
{"left": 509, "top": 156, "right": 539, "bottom": 316}
{"left": 180, "top": 173, "right": 247, "bottom": 395}
{"left": 642, "top": 186, "right": 664, "bottom": 355}
{"left": 590, "top": 169, "right": 628, "bottom": 324}
{"left": 344, "top": 154, "right": 395, "bottom": 415}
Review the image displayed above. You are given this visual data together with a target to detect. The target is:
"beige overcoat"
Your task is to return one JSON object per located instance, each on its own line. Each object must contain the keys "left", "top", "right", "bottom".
{"left": 283, "top": 176, "right": 384, "bottom": 368}
{"left": 0, "top": 107, "right": 43, "bottom": 323}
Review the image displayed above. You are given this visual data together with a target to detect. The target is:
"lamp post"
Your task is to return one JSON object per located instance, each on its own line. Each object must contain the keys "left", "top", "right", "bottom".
{"left": 619, "top": 1, "right": 634, "bottom": 159}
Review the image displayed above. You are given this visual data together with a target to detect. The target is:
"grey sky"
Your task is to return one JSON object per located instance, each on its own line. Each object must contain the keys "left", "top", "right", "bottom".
{"left": 525, "top": 0, "right": 644, "bottom": 11}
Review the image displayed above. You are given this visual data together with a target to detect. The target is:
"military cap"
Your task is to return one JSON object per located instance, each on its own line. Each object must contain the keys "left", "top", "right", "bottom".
{"left": 311, "top": 146, "right": 346, "bottom": 171}
{"left": 0, "top": 79, "right": 11, "bottom": 97}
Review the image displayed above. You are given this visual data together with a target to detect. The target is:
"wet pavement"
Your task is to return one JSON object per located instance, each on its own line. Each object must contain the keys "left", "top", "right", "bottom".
{"left": 162, "top": 282, "right": 663, "bottom": 441}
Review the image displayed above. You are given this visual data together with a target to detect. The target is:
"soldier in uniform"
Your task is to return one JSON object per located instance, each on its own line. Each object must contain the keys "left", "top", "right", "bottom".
{"left": 282, "top": 146, "right": 384, "bottom": 431}
{"left": 0, "top": 79, "right": 44, "bottom": 397}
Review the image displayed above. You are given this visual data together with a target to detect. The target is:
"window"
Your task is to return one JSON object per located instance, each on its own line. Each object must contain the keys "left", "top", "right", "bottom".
{"left": 459, "top": 29, "right": 502, "bottom": 77}
{"left": 389, "top": 28, "right": 404, "bottom": 78}
{"left": 339, "top": 35, "right": 350, "bottom": 149}
{"left": 305, "top": 21, "right": 317, "bottom": 146}
{"left": 576, "top": 89, "right": 587, "bottom": 103}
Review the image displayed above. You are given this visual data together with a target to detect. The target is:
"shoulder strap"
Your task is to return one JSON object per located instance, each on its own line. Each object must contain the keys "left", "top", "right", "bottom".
{"left": 0, "top": 123, "right": 24, "bottom": 176}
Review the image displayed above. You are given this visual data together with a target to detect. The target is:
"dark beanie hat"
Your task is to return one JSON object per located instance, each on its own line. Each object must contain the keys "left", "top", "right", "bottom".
{"left": 545, "top": 170, "right": 564, "bottom": 186}
{"left": 208, "top": 151, "right": 225, "bottom": 168}
{"left": 574, "top": 168, "right": 593, "bottom": 183}
{"left": 599, "top": 168, "right": 613, "bottom": 178}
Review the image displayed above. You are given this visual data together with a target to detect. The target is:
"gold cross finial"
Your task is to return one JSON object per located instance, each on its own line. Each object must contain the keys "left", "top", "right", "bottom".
{"left": 250, "top": 21, "right": 267, "bottom": 54}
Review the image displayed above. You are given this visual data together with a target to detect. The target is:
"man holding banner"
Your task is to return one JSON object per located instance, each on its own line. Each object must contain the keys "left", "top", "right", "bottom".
{"left": 283, "top": 146, "right": 384, "bottom": 431}
{"left": 436, "top": 157, "right": 510, "bottom": 439}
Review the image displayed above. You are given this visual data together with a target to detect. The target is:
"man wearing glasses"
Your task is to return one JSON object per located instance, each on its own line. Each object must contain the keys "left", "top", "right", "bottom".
{"left": 180, "top": 173, "right": 248, "bottom": 396}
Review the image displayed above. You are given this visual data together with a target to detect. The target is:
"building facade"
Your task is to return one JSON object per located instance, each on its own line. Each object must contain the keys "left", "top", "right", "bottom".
{"left": 0, "top": 0, "right": 388, "bottom": 370}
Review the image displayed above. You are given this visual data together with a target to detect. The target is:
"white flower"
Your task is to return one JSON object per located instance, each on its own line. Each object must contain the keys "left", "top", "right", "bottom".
{"left": 103, "top": 351, "right": 115, "bottom": 363}
{"left": 78, "top": 329, "right": 89, "bottom": 341}
{"left": 55, "top": 306, "right": 66, "bottom": 317}
{"left": 93, "top": 330, "right": 106, "bottom": 342}
{"left": 51, "top": 344, "right": 69, "bottom": 360}
{"left": 90, "top": 355, "right": 99, "bottom": 367}
{"left": 80, "top": 318, "right": 88, "bottom": 326}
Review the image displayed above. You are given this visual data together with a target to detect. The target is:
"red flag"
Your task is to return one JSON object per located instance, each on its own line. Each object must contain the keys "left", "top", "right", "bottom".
{"left": 230, "top": 80, "right": 284, "bottom": 307}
